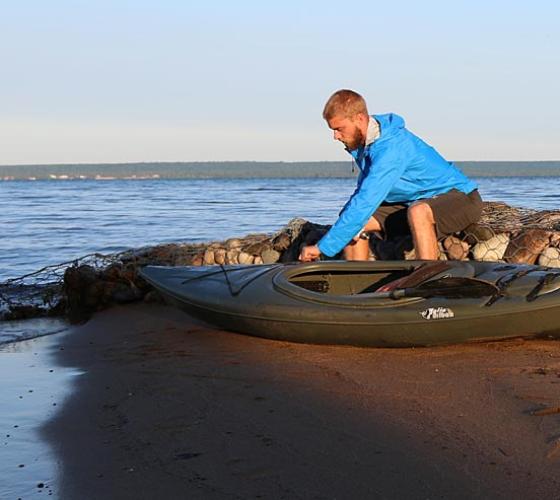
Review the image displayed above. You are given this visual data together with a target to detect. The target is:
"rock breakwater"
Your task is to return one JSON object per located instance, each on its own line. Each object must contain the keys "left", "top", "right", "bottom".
{"left": 2, "top": 202, "right": 560, "bottom": 322}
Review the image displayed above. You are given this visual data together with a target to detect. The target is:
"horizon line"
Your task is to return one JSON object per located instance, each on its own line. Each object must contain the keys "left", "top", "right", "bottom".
{"left": 2, "top": 159, "right": 560, "bottom": 168}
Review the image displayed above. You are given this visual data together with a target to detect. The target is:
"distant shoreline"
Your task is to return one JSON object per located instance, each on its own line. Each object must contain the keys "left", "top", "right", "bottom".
{"left": 2, "top": 160, "right": 560, "bottom": 180}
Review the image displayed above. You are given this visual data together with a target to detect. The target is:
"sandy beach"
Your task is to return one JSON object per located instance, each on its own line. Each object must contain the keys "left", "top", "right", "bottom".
{"left": 2, "top": 303, "right": 559, "bottom": 498}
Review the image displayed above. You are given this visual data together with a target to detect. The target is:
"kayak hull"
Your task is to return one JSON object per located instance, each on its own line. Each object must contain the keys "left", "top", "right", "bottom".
{"left": 140, "top": 260, "right": 560, "bottom": 347}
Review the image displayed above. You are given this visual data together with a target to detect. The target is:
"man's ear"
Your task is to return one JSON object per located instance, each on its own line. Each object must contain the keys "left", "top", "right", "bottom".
{"left": 351, "top": 112, "right": 368, "bottom": 125}
{"left": 357, "top": 112, "right": 369, "bottom": 124}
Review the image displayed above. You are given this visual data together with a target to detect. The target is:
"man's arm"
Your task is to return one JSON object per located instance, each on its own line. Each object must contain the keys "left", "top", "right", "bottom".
{"left": 316, "top": 146, "right": 407, "bottom": 257}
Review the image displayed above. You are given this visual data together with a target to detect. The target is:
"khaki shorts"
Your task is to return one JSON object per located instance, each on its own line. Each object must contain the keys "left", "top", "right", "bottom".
{"left": 372, "top": 189, "right": 483, "bottom": 239}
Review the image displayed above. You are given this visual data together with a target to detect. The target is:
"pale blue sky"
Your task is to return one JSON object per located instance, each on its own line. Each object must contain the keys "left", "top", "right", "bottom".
{"left": 1, "top": 1, "right": 559, "bottom": 164}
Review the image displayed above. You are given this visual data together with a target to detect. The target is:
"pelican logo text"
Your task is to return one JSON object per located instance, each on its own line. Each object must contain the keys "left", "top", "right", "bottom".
{"left": 420, "top": 307, "right": 455, "bottom": 320}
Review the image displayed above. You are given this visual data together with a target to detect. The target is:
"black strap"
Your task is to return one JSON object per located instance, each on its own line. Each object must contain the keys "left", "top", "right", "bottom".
{"left": 526, "top": 272, "right": 560, "bottom": 302}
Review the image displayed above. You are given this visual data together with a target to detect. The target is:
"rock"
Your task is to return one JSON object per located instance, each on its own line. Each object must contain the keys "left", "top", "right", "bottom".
{"left": 402, "top": 241, "right": 447, "bottom": 260}
{"left": 504, "top": 229, "right": 550, "bottom": 264}
{"left": 226, "top": 238, "right": 242, "bottom": 250}
{"left": 110, "top": 283, "right": 142, "bottom": 304}
{"left": 528, "top": 211, "right": 560, "bottom": 230}
{"left": 101, "top": 263, "right": 124, "bottom": 281}
{"left": 203, "top": 249, "right": 215, "bottom": 265}
{"left": 143, "top": 290, "right": 164, "bottom": 303}
{"left": 84, "top": 281, "right": 105, "bottom": 308}
{"left": 550, "top": 233, "right": 560, "bottom": 247}
{"left": 146, "top": 244, "right": 182, "bottom": 264}
{"left": 253, "top": 255, "right": 264, "bottom": 265}
{"left": 64, "top": 265, "right": 98, "bottom": 289}
{"left": 191, "top": 254, "right": 204, "bottom": 266}
{"left": 4, "top": 305, "right": 46, "bottom": 320}
{"left": 272, "top": 232, "right": 291, "bottom": 251}
{"left": 404, "top": 247, "right": 416, "bottom": 260}
{"left": 463, "top": 223, "right": 495, "bottom": 245}
{"left": 443, "top": 236, "right": 470, "bottom": 260}
{"left": 122, "top": 263, "right": 137, "bottom": 282}
{"left": 472, "top": 233, "right": 510, "bottom": 261}
{"left": 538, "top": 246, "right": 560, "bottom": 267}
{"left": 174, "top": 254, "right": 192, "bottom": 266}
{"left": 261, "top": 249, "right": 281, "bottom": 264}
{"left": 238, "top": 251, "right": 254, "bottom": 264}
{"left": 214, "top": 248, "right": 226, "bottom": 265}
{"left": 244, "top": 241, "right": 270, "bottom": 255}
{"left": 226, "top": 249, "right": 239, "bottom": 264}
{"left": 438, "top": 242, "right": 448, "bottom": 260}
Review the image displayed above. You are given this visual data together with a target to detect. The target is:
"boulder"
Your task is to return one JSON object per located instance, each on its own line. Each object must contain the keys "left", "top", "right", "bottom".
{"left": 238, "top": 251, "right": 254, "bottom": 264}
{"left": 272, "top": 232, "right": 291, "bottom": 251}
{"left": 261, "top": 249, "right": 281, "bottom": 264}
{"left": 472, "top": 233, "right": 510, "bottom": 261}
{"left": 443, "top": 236, "right": 470, "bottom": 260}
{"left": 191, "top": 253, "right": 204, "bottom": 266}
{"left": 538, "top": 246, "right": 560, "bottom": 268}
{"left": 226, "top": 249, "right": 239, "bottom": 264}
{"left": 504, "top": 229, "right": 550, "bottom": 264}
{"left": 203, "top": 248, "right": 215, "bottom": 265}
{"left": 463, "top": 223, "right": 495, "bottom": 245}
{"left": 214, "top": 248, "right": 226, "bottom": 265}
{"left": 225, "top": 238, "right": 242, "bottom": 250}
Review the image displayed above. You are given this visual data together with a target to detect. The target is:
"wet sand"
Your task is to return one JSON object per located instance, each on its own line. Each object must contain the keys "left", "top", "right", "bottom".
{"left": 37, "top": 303, "right": 560, "bottom": 499}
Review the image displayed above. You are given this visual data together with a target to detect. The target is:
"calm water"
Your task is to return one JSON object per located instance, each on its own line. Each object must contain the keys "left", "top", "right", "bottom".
{"left": 1, "top": 176, "right": 560, "bottom": 283}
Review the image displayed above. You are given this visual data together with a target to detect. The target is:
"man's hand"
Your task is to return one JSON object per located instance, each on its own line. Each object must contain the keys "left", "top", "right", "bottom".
{"left": 299, "top": 244, "right": 321, "bottom": 262}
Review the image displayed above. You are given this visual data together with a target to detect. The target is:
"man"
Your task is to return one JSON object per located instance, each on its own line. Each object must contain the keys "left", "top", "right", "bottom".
{"left": 299, "top": 89, "right": 482, "bottom": 262}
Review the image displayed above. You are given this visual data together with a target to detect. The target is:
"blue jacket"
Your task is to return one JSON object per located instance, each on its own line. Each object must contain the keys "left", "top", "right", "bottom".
{"left": 317, "top": 113, "right": 477, "bottom": 257}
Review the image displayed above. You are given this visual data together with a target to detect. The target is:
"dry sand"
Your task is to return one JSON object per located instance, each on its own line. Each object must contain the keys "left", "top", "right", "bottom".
{"left": 41, "top": 303, "right": 560, "bottom": 499}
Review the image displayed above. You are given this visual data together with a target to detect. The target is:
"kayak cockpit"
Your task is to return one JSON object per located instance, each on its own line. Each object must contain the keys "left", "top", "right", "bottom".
{"left": 287, "top": 269, "right": 411, "bottom": 295}
{"left": 273, "top": 260, "right": 477, "bottom": 305}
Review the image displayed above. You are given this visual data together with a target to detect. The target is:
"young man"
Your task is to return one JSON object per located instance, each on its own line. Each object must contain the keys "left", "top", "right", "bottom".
{"left": 299, "top": 89, "right": 482, "bottom": 262}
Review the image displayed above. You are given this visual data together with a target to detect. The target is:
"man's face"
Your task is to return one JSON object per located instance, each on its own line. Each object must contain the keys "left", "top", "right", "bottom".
{"left": 327, "top": 114, "right": 366, "bottom": 150}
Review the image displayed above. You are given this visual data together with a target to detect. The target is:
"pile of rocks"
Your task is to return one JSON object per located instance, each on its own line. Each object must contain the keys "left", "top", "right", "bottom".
{"left": 4, "top": 202, "right": 560, "bottom": 323}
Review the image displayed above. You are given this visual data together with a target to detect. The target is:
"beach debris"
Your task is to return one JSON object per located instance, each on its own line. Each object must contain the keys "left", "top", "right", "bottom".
{"left": 531, "top": 406, "right": 560, "bottom": 417}
{"left": 546, "top": 439, "right": 560, "bottom": 460}
{"left": 3, "top": 201, "right": 560, "bottom": 322}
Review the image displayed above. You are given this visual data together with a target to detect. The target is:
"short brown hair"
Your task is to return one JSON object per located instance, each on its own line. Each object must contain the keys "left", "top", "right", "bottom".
{"left": 322, "top": 89, "right": 368, "bottom": 120}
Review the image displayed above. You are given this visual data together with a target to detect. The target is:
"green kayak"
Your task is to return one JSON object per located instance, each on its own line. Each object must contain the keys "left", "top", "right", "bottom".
{"left": 139, "top": 260, "right": 560, "bottom": 347}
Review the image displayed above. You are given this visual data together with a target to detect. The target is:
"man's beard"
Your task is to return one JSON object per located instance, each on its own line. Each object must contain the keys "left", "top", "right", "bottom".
{"left": 343, "top": 126, "right": 365, "bottom": 150}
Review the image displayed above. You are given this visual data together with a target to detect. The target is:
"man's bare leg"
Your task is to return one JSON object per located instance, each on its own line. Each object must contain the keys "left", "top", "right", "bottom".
{"left": 343, "top": 217, "right": 382, "bottom": 261}
{"left": 407, "top": 202, "right": 439, "bottom": 260}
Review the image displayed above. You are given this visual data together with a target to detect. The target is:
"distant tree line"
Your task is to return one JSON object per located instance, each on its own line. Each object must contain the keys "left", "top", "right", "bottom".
{"left": 1, "top": 161, "right": 560, "bottom": 180}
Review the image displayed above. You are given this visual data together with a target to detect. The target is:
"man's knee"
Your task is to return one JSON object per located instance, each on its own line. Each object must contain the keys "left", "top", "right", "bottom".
{"left": 363, "top": 216, "right": 383, "bottom": 232}
{"left": 407, "top": 202, "right": 434, "bottom": 225}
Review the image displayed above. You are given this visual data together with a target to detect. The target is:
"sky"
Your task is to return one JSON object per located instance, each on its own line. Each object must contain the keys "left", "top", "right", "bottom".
{"left": 1, "top": 0, "right": 559, "bottom": 164}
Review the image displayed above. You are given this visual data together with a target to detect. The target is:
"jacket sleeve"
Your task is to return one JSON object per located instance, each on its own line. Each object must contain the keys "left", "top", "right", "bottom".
{"left": 338, "top": 171, "right": 364, "bottom": 215}
{"left": 317, "top": 145, "right": 406, "bottom": 257}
